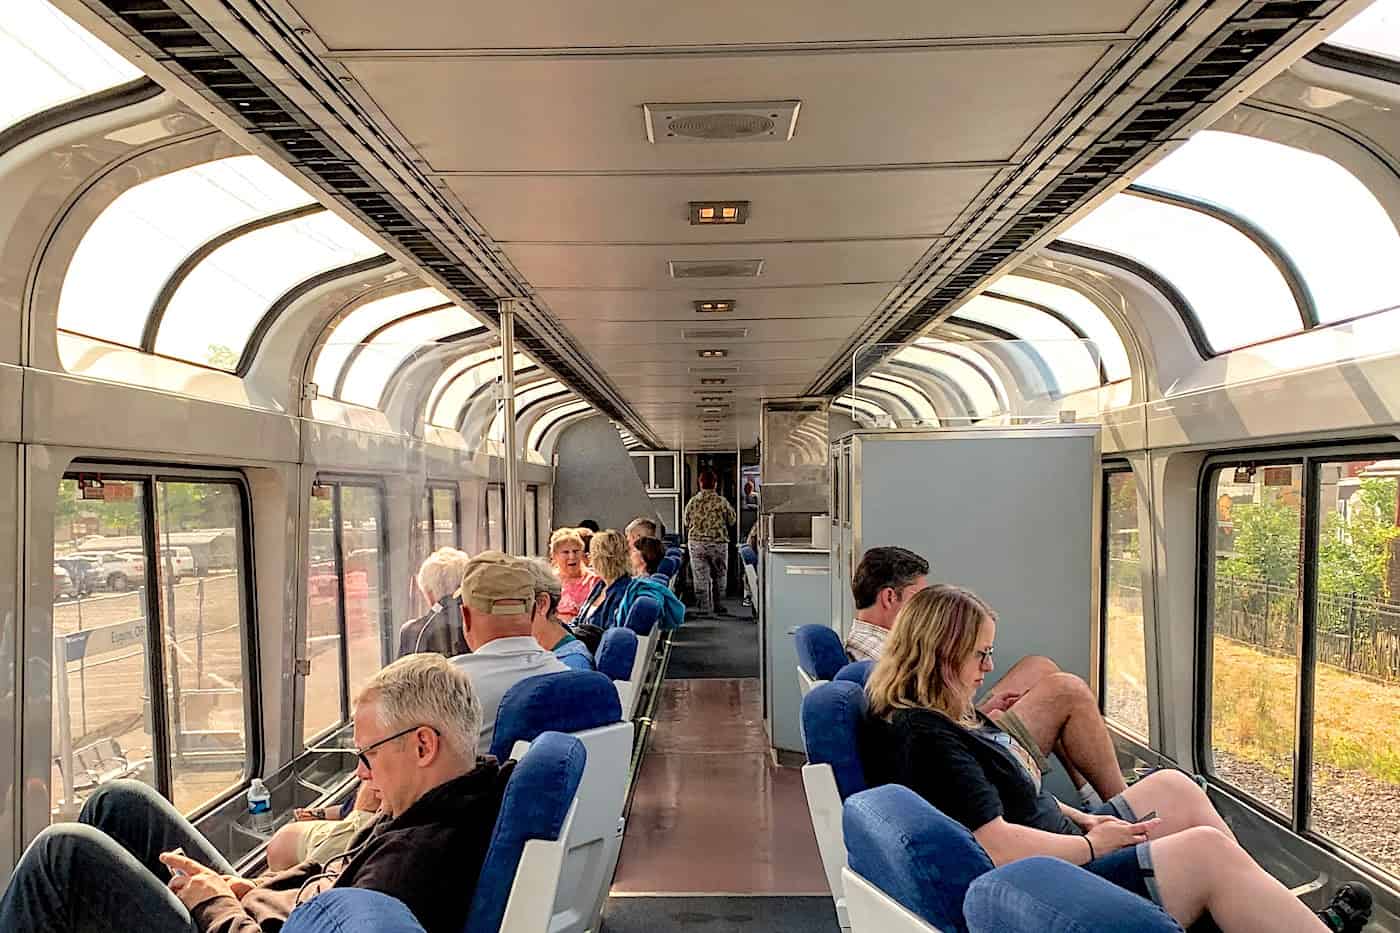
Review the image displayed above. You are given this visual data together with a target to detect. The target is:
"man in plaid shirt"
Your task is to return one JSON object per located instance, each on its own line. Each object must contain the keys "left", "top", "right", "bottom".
{"left": 844, "top": 547, "right": 930, "bottom": 662}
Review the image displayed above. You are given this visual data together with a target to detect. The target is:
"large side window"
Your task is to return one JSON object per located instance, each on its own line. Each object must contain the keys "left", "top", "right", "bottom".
{"left": 485, "top": 483, "right": 505, "bottom": 551}
{"left": 302, "top": 480, "right": 387, "bottom": 744}
{"left": 51, "top": 471, "right": 254, "bottom": 819}
{"left": 525, "top": 486, "right": 539, "bottom": 556}
{"left": 431, "top": 486, "right": 460, "bottom": 550}
{"left": 1203, "top": 452, "right": 1400, "bottom": 878}
{"left": 1102, "top": 466, "right": 1148, "bottom": 739}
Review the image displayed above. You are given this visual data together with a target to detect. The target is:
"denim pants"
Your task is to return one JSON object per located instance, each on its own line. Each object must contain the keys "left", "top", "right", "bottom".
{"left": 0, "top": 779, "right": 236, "bottom": 932}
{"left": 688, "top": 540, "right": 727, "bottom": 613}
{"left": 963, "top": 857, "right": 1184, "bottom": 933}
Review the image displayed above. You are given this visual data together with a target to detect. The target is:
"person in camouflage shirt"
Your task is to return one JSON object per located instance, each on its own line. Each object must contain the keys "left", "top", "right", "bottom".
{"left": 684, "top": 469, "right": 737, "bottom": 616}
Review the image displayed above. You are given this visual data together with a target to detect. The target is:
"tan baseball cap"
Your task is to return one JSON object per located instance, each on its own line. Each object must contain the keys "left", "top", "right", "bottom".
{"left": 456, "top": 551, "right": 534, "bottom": 616}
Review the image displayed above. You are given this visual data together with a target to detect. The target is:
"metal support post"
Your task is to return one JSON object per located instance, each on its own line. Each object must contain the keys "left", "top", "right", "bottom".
{"left": 500, "top": 299, "right": 522, "bottom": 554}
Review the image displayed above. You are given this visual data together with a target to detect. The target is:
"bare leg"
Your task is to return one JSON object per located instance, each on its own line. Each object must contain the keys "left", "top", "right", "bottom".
{"left": 266, "top": 822, "right": 313, "bottom": 871}
{"left": 1120, "top": 768, "right": 1235, "bottom": 841}
{"left": 1152, "top": 827, "right": 1328, "bottom": 932}
{"left": 1006, "top": 672, "right": 1127, "bottom": 798}
{"left": 980, "top": 657, "right": 1091, "bottom": 791}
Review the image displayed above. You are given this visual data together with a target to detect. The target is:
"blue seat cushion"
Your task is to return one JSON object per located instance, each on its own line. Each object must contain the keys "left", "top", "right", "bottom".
{"left": 844, "top": 784, "right": 995, "bottom": 933}
{"left": 795, "top": 624, "right": 847, "bottom": 681}
{"left": 596, "top": 626, "right": 638, "bottom": 681}
{"left": 284, "top": 889, "right": 425, "bottom": 933}
{"left": 964, "top": 858, "right": 1184, "bottom": 933}
{"left": 623, "top": 593, "right": 662, "bottom": 635}
{"left": 834, "top": 659, "right": 874, "bottom": 687}
{"left": 466, "top": 732, "right": 586, "bottom": 933}
{"left": 490, "top": 670, "right": 622, "bottom": 761}
{"left": 800, "top": 680, "right": 868, "bottom": 799}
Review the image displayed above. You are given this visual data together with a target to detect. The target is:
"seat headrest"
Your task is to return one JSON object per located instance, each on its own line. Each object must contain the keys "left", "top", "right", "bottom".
{"left": 596, "top": 626, "right": 638, "bottom": 681}
{"left": 843, "top": 784, "right": 994, "bottom": 933}
{"left": 467, "top": 732, "right": 586, "bottom": 933}
{"left": 794, "top": 624, "right": 847, "bottom": 681}
{"left": 655, "top": 556, "right": 679, "bottom": 577}
{"left": 834, "top": 659, "right": 874, "bottom": 687}
{"left": 800, "top": 680, "right": 868, "bottom": 799}
{"left": 624, "top": 594, "right": 661, "bottom": 635}
{"left": 490, "top": 670, "right": 622, "bottom": 761}
{"left": 284, "top": 889, "right": 424, "bottom": 933}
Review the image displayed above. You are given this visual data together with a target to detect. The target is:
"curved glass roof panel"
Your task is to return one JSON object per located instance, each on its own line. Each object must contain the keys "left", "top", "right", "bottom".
{"left": 1328, "top": 0, "right": 1400, "bottom": 60}
{"left": 313, "top": 287, "right": 448, "bottom": 392}
{"left": 338, "top": 307, "right": 477, "bottom": 408}
{"left": 988, "top": 275, "right": 1131, "bottom": 380}
{"left": 427, "top": 347, "right": 501, "bottom": 427}
{"left": 860, "top": 373, "right": 937, "bottom": 423}
{"left": 489, "top": 380, "right": 570, "bottom": 441}
{"left": 154, "top": 210, "right": 382, "bottom": 369}
{"left": 954, "top": 294, "right": 1100, "bottom": 393}
{"left": 893, "top": 345, "right": 1004, "bottom": 417}
{"left": 1060, "top": 193, "right": 1301, "bottom": 353}
{"left": 528, "top": 399, "right": 591, "bottom": 453}
{"left": 2, "top": 0, "right": 142, "bottom": 132}
{"left": 1137, "top": 130, "right": 1400, "bottom": 326}
{"left": 57, "top": 156, "right": 315, "bottom": 350}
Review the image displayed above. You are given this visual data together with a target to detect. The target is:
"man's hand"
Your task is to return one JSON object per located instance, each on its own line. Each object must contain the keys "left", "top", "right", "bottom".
{"left": 224, "top": 876, "right": 257, "bottom": 900}
{"left": 159, "top": 851, "right": 237, "bottom": 909}
{"left": 979, "top": 690, "right": 1024, "bottom": 715}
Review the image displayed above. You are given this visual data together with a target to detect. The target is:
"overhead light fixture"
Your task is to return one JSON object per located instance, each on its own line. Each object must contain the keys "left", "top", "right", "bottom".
{"left": 694, "top": 299, "right": 736, "bottom": 314}
{"left": 700, "top": 378, "right": 727, "bottom": 386}
{"left": 700, "top": 396, "right": 727, "bottom": 404}
{"left": 698, "top": 349, "right": 728, "bottom": 359}
{"left": 701, "top": 407, "right": 724, "bottom": 414}
{"left": 689, "top": 201, "right": 750, "bottom": 225}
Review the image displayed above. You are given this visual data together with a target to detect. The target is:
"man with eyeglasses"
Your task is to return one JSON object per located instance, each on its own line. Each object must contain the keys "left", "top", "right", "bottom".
{"left": 0, "top": 653, "right": 508, "bottom": 933}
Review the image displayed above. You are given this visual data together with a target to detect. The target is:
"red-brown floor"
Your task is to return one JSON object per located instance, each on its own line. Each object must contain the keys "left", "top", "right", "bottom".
{"left": 610, "top": 678, "right": 829, "bottom": 895}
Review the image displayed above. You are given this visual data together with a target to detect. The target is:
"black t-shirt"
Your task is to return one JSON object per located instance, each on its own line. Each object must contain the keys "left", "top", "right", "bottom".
{"left": 865, "top": 708, "right": 1077, "bottom": 836}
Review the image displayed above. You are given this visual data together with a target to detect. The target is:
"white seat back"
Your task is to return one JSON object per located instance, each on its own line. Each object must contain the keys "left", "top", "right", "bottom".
{"left": 798, "top": 667, "right": 827, "bottom": 698}
{"left": 842, "top": 866, "right": 944, "bottom": 933}
{"left": 498, "top": 801, "right": 576, "bottom": 933}
{"left": 801, "top": 762, "right": 849, "bottom": 930}
{"left": 510, "top": 719, "right": 634, "bottom": 933}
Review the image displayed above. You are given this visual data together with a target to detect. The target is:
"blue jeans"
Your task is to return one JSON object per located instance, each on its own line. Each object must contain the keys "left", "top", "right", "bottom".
{"left": 0, "top": 780, "right": 235, "bottom": 932}
{"left": 963, "top": 857, "right": 1184, "bottom": 933}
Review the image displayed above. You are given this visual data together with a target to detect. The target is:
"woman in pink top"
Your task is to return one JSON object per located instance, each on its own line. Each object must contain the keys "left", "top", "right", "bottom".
{"left": 551, "top": 527, "right": 599, "bottom": 622}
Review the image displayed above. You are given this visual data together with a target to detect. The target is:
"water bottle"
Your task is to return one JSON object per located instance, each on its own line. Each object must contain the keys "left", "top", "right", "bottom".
{"left": 247, "top": 777, "right": 273, "bottom": 833}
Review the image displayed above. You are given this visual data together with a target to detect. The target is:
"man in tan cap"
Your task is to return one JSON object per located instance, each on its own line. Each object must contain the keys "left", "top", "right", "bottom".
{"left": 452, "top": 550, "right": 568, "bottom": 753}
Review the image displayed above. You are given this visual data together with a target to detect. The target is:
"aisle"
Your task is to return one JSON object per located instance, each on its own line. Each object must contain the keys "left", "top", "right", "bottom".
{"left": 604, "top": 599, "right": 836, "bottom": 931}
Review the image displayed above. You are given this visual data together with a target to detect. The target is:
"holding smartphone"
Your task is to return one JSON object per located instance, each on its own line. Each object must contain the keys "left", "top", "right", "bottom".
{"left": 167, "top": 847, "right": 189, "bottom": 878}
{"left": 1137, "top": 810, "right": 1158, "bottom": 823}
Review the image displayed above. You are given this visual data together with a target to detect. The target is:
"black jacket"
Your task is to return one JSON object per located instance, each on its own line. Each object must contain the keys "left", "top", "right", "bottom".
{"left": 397, "top": 597, "right": 468, "bottom": 658}
{"left": 193, "top": 759, "right": 512, "bottom": 933}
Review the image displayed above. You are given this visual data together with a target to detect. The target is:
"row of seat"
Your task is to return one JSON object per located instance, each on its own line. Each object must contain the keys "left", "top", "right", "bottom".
{"left": 285, "top": 547, "right": 688, "bottom": 933}
{"left": 801, "top": 676, "right": 1179, "bottom": 933}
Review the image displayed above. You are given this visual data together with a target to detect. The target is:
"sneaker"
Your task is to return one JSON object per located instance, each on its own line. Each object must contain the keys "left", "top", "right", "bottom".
{"left": 1317, "top": 882, "right": 1373, "bottom": 933}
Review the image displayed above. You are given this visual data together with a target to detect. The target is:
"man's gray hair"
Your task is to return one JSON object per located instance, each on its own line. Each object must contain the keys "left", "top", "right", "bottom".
{"left": 418, "top": 547, "right": 471, "bottom": 603}
{"left": 625, "top": 517, "right": 658, "bottom": 538}
{"left": 523, "top": 557, "right": 562, "bottom": 598}
{"left": 355, "top": 653, "right": 479, "bottom": 762}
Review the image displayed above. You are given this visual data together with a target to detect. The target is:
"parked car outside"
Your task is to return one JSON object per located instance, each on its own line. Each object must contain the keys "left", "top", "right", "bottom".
{"left": 160, "top": 546, "right": 196, "bottom": 581}
{"left": 53, "top": 564, "right": 75, "bottom": 601}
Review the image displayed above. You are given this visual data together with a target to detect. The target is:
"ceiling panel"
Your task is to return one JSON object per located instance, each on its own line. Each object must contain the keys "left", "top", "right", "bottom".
{"left": 343, "top": 44, "right": 1111, "bottom": 172}
{"left": 505, "top": 240, "right": 935, "bottom": 289}
{"left": 445, "top": 167, "right": 1000, "bottom": 243}
{"left": 566, "top": 316, "right": 864, "bottom": 345}
{"left": 577, "top": 336, "right": 845, "bottom": 363}
{"left": 536, "top": 283, "right": 896, "bottom": 322}
{"left": 293, "top": 0, "right": 1156, "bottom": 50}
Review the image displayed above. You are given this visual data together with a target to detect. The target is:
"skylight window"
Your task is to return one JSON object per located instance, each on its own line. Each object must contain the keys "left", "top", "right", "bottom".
{"left": 1327, "top": 0, "right": 1400, "bottom": 61}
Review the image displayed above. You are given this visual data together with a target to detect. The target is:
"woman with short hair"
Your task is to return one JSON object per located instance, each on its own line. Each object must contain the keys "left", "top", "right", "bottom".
{"left": 865, "top": 584, "right": 1370, "bottom": 933}
{"left": 549, "top": 528, "right": 597, "bottom": 622}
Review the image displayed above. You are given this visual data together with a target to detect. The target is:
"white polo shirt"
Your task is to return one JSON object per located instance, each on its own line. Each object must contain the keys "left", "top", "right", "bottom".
{"left": 452, "top": 636, "right": 569, "bottom": 754}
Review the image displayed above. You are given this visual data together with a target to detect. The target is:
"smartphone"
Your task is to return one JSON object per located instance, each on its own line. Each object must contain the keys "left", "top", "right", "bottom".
{"left": 1137, "top": 810, "right": 1159, "bottom": 823}
{"left": 168, "top": 846, "right": 189, "bottom": 878}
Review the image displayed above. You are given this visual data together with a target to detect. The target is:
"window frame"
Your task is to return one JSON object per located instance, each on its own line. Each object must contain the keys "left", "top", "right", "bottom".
{"left": 302, "top": 475, "right": 391, "bottom": 747}
{"left": 484, "top": 483, "right": 505, "bottom": 552}
{"left": 427, "top": 482, "right": 462, "bottom": 551}
{"left": 1098, "top": 460, "right": 1149, "bottom": 743}
{"left": 1194, "top": 440, "right": 1400, "bottom": 880}
{"left": 56, "top": 462, "right": 262, "bottom": 821}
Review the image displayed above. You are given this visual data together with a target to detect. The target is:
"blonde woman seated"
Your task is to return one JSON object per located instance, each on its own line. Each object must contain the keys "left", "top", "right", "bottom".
{"left": 864, "top": 585, "right": 1371, "bottom": 933}
{"left": 574, "top": 530, "right": 632, "bottom": 629}
{"left": 549, "top": 528, "right": 598, "bottom": 623}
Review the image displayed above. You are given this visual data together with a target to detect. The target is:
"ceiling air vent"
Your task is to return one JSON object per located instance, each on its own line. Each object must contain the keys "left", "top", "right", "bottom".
{"left": 683, "top": 328, "right": 749, "bottom": 341}
{"left": 669, "top": 259, "right": 764, "bottom": 279}
{"left": 645, "top": 101, "right": 800, "bottom": 143}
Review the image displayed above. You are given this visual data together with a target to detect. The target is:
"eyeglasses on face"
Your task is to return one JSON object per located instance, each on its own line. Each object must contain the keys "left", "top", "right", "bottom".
{"left": 973, "top": 646, "right": 995, "bottom": 665}
{"left": 354, "top": 724, "right": 438, "bottom": 772}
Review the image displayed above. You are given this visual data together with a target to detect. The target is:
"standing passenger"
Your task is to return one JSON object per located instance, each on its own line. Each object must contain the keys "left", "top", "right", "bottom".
{"left": 683, "top": 470, "right": 736, "bottom": 617}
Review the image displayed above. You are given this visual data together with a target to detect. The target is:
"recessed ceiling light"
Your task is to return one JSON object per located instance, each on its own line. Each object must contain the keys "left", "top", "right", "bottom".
{"left": 700, "top": 378, "right": 727, "bottom": 386}
{"left": 700, "top": 396, "right": 727, "bottom": 403}
{"left": 694, "top": 299, "right": 736, "bottom": 314}
{"left": 689, "top": 201, "right": 750, "bottom": 225}
{"left": 701, "top": 407, "right": 724, "bottom": 414}
{"left": 698, "top": 349, "right": 728, "bottom": 359}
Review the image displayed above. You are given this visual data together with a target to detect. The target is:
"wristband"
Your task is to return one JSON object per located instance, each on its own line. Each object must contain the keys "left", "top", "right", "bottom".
{"left": 1084, "top": 836, "right": 1096, "bottom": 863}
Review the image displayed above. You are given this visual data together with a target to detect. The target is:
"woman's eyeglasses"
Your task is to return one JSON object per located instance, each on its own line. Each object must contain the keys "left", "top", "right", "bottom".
{"left": 974, "top": 647, "right": 995, "bottom": 665}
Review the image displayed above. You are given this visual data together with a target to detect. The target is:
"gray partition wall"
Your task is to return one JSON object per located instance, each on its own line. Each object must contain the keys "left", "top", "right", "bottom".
{"left": 834, "top": 426, "right": 1101, "bottom": 693}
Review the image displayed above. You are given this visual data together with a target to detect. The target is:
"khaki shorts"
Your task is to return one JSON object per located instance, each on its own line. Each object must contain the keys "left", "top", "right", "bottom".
{"left": 298, "top": 808, "right": 379, "bottom": 864}
{"left": 996, "top": 708, "right": 1052, "bottom": 775}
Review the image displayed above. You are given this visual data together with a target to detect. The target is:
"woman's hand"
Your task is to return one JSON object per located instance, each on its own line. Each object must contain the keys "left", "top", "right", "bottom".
{"left": 1084, "top": 816, "right": 1160, "bottom": 860}
{"left": 1064, "top": 808, "right": 1117, "bottom": 832}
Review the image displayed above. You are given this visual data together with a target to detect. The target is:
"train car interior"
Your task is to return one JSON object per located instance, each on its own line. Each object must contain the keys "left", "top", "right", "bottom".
{"left": 3, "top": 0, "right": 1400, "bottom": 930}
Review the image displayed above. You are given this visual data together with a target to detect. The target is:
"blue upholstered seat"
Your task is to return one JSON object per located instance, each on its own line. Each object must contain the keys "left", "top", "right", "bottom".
{"left": 655, "top": 555, "right": 679, "bottom": 578}
{"left": 834, "top": 659, "right": 874, "bottom": 687}
{"left": 623, "top": 593, "right": 661, "bottom": 635}
{"left": 596, "top": 626, "right": 638, "bottom": 681}
{"left": 284, "top": 889, "right": 424, "bottom": 933}
{"left": 964, "top": 858, "right": 1184, "bottom": 933}
{"left": 844, "top": 784, "right": 994, "bottom": 933}
{"left": 801, "top": 680, "right": 869, "bottom": 800}
{"left": 795, "top": 624, "right": 847, "bottom": 682}
{"left": 490, "top": 670, "right": 622, "bottom": 761}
